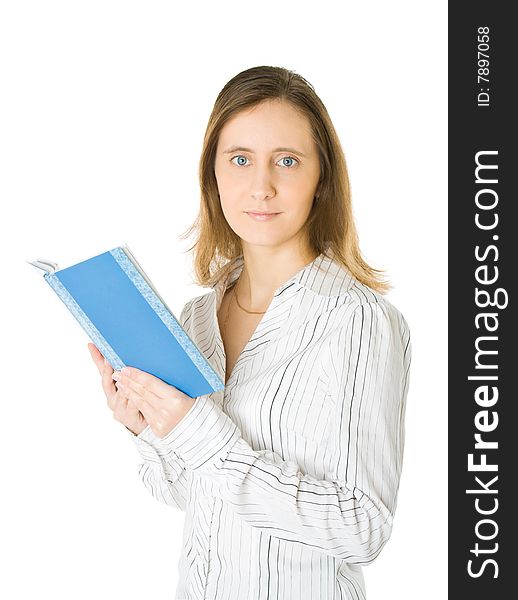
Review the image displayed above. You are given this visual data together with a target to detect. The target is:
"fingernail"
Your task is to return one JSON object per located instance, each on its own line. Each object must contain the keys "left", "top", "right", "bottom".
{"left": 112, "top": 372, "right": 121, "bottom": 381}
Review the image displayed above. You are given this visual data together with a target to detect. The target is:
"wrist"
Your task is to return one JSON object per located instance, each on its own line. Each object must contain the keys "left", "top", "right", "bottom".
{"left": 125, "top": 424, "right": 147, "bottom": 437}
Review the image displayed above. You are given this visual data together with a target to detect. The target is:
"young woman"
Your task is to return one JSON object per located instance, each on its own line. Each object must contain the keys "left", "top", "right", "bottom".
{"left": 88, "top": 66, "right": 412, "bottom": 600}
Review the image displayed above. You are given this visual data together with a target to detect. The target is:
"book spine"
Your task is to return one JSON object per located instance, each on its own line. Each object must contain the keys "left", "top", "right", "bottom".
{"left": 110, "top": 247, "right": 223, "bottom": 392}
{"left": 44, "top": 272, "right": 124, "bottom": 371}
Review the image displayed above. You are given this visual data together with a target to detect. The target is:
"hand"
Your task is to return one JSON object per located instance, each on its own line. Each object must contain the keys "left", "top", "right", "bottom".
{"left": 87, "top": 343, "right": 148, "bottom": 436}
{"left": 110, "top": 364, "right": 197, "bottom": 439}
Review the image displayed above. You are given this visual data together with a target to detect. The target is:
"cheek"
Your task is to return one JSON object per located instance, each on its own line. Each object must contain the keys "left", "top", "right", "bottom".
{"left": 219, "top": 192, "right": 242, "bottom": 218}
{"left": 219, "top": 194, "right": 245, "bottom": 232}
{"left": 215, "top": 166, "right": 241, "bottom": 201}
{"left": 284, "top": 179, "right": 317, "bottom": 212}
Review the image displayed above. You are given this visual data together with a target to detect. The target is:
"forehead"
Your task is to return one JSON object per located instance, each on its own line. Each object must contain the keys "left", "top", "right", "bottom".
{"left": 217, "top": 100, "right": 314, "bottom": 149}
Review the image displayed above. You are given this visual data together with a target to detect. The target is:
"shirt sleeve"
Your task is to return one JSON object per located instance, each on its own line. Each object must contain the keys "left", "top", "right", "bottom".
{"left": 156, "top": 300, "right": 411, "bottom": 564}
{"left": 130, "top": 424, "right": 190, "bottom": 512}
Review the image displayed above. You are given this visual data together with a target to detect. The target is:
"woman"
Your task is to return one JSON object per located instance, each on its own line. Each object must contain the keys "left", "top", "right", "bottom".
{"left": 88, "top": 66, "right": 411, "bottom": 600}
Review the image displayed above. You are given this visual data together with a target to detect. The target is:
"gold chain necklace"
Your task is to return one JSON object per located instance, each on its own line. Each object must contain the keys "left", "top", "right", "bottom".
{"left": 222, "top": 277, "right": 267, "bottom": 331}
{"left": 234, "top": 281, "right": 267, "bottom": 314}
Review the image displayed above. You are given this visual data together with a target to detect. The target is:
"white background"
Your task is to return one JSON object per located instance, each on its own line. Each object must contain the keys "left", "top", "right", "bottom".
{"left": 1, "top": 1, "right": 447, "bottom": 598}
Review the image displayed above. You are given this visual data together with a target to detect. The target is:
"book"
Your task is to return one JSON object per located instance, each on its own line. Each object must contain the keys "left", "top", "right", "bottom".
{"left": 28, "top": 244, "right": 224, "bottom": 398}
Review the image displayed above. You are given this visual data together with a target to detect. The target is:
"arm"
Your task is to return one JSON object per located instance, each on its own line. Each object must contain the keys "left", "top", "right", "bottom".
{"left": 130, "top": 425, "right": 190, "bottom": 512}
{"left": 129, "top": 299, "right": 196, "bottom": 512}
{"left": 155, "top": 300, "right": 412, "bottom": 564}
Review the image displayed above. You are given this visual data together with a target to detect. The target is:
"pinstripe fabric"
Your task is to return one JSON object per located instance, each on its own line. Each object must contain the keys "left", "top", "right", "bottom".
{"left": 130, "top": 249, "right": 412, "bottom": 599}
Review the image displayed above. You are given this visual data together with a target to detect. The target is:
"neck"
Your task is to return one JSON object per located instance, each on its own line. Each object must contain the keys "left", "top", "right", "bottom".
{"left": 236, "top": 240, "right": 318, "bottom": 311}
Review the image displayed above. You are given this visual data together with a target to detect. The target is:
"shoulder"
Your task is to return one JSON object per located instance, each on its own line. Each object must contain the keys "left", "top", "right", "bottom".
{"left": 305, "top": 255, "right": 409, "bottom": 329}
{"left": 351, "top": 284, "right": 410, "bottom": 335}
{"left": 345, "top": 296, "right": 411, "bottom": 348}
{"left": 179, "top": 290, "right": 215, "bottom": 328}
{"left": 314, "top": 262, "right": 411, "bottom": 353}
{"left": 323, "top": 290, "right": 412, "bottom": 385}
{"left": 299, "top": 253, "right": 400, "bottom": 316}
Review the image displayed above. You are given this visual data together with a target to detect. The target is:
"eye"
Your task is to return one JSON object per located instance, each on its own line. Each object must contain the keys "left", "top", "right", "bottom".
{"left": 230, "top": 154, "right": 300, "bottom": 168}
{"left": 230, "top": 155, "right": 250, "bottom": 166}
{"left": 277, "top": 156, "right": 299, "bottom": 168}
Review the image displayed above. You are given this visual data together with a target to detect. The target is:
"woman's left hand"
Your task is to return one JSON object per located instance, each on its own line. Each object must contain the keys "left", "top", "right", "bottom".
{"left": 112, "top": 367, "right": 196, "bottom": 439}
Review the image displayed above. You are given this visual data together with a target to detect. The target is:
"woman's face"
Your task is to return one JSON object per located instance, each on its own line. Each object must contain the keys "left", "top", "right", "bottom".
{"left": 214, "top": 99, "right": 320, "bottom": 252}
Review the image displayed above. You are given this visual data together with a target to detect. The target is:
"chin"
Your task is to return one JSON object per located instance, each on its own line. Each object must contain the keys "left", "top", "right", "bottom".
{"left": 239, "top": 228, "right": 301, "bottom": 250}
{"left": 239, "top": 235, "right": 284, "bottom": 247}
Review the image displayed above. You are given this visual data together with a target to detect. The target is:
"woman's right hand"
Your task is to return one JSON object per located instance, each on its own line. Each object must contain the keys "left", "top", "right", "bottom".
{"left": 87, "top": 343, "right": 148, "bottom": 436}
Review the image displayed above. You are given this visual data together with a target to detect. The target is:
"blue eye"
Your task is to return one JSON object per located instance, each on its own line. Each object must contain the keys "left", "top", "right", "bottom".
{"left": 229, "top": 155, "right": 299, "bottom": 168}
{"left": 230, "top": 155, "right": 249, "bottom": 166}
{"left": 278, "top": 156, "right": 298, "bottom": 168}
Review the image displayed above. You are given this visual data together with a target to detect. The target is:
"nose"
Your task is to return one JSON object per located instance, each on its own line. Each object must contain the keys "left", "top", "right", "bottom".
{"left": 250, "top": 162, "right": 276, "bottom": 202}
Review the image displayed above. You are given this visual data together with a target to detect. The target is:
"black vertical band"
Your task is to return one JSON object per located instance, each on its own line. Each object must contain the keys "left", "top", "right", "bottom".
{"left": 449, "top": 3, "right": 516, "bottom": 596}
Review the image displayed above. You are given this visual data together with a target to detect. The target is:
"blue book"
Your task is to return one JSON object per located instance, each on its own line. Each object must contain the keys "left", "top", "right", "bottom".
{"left": 28, "top": 244, "right": 224, "bottom": 398}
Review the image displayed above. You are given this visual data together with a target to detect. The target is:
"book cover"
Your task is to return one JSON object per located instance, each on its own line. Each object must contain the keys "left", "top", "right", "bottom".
{"left": 29, "top": 245, "right": 224, "bottom": 398}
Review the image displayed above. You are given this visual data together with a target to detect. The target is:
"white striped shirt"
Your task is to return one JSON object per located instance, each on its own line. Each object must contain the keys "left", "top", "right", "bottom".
{"left": 130, "top": 250, "right": 412, "bottom": 599}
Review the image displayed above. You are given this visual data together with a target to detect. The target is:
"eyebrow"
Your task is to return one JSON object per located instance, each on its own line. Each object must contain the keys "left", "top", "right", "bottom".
{"left": 222, "top": 145, "right": 308, "bottom": 158}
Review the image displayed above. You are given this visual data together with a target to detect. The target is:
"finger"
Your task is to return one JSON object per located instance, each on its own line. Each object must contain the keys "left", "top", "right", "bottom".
{"left": 117, "top": 374, "right": 147, "bottom": 401}
{"left": 106, "top": 380, "right": 124, "bottom": 411}
{"left": 88, "top": 343, "right": 105, "bottom": 375}
{"left": 117, "top": 380, "right": 143, "bottom": 408}
{"left": 121, "top": 366, "right": 180, "bottom": 399}
{"left": 101, "top": 357, "right": 117, "bottom": 398}
{"left": 102, "top": 356, "right": 113, "bottom": 375}
{"left": 115, "top": 383, "right": 128, "bottom": 405}
{"left": 117, "top": 374, "right": 164, "bottom": 412}
{"left": 124, "top": 397, "right": 142, "bottom": 419}
{"left": 88, "top": 342, "right": 103, "bottom": 361}
{"left": 123, "top": 395, "right": 146, "bottom": 424}
{"left": 117, "top": 383, "right": 154, "bottom": 424}
{"left": 112, "top": 390, "right": 132, "bottom": 423}
{"left": 109, "top": 382, "right": 138, "bottom": 413}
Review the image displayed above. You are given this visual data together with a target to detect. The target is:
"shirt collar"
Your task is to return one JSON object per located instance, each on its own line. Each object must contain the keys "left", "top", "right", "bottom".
{"left": 213, "top": 247, "right": 355, "bottom": 301}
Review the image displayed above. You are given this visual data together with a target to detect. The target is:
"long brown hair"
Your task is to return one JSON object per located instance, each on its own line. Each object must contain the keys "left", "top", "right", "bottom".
{"left": 178, "top": 65, "right": 391, "bottom": 294}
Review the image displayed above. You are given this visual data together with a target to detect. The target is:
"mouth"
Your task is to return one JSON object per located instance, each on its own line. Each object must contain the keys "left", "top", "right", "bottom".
{"left": 245, "top": 211, "right": 282, "bottom": 221}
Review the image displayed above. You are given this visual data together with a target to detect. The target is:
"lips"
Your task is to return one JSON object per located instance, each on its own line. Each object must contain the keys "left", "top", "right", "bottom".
{"left": 245, "top": 211, "right": 280, "bottom": 215}
{"left": 246, "top": 211, "right": 281, "bottom": 221}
